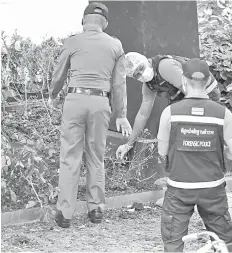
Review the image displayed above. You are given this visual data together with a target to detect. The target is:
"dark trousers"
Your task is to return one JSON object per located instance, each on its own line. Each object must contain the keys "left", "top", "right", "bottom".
{"left": 161, "top": 183, "right": 232, "bottom": 252}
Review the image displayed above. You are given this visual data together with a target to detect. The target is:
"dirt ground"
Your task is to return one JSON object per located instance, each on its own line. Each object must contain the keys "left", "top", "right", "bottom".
{"left": 1, "top": 202, "right": 207, "bottom": 253}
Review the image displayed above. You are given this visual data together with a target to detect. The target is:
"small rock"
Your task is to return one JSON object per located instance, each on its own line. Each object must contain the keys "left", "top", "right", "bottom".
{"left": 119, "top": 211, "right": 129, "bottom": 219}
{"left": 157, "top": 245, "right": 163, "bottom": 251}
{"left": 144, "top": 206, "right": 151, "bottom": 209}
{"left": 127, "top": 208, "right": 135, "bottom": 213}
{"left": 78, "top": 225, "right": 86, "bottom": 229}
{"left": 104, "top": 224, "right": 110, "bottom": 230}
{"left": 132, "top": 202, "right": 144, "bottom": 211}
{"left": 29, "top": 229, "right": 37, "bottom": 232}
{"left": 145, "top": 236, "right": 155, "bottom": 241}
{"left": 105, "top": 219, "right": 110, "bottom": 223}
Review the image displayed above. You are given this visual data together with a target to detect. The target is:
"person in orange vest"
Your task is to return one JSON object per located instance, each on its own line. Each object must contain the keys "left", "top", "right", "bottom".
{"left": 49, "top": 2, "right": 132, "bottom": 228}
{"left": 116, "top": 52, "right": 221, "bottom": 159}
{"left": 157, "top": 58, "right": 232, "bottom": 252}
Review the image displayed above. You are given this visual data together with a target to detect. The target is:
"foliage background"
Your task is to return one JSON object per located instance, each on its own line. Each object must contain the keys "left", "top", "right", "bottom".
{"left": 1, "top": 0, "right": 232, "bottom": 212}
{"left": 198, "top": 0, "right": 232, "bottom": 90}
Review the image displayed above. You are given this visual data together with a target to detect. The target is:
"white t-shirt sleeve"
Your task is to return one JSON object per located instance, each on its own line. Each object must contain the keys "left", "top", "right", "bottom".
{"left": 157, "top": 106, "right": 171, "bottom": 156}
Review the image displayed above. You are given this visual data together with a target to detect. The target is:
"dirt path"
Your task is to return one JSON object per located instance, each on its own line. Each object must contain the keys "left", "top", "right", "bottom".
{"left": 1, "top": 203, "right": 205, "bottom": 253}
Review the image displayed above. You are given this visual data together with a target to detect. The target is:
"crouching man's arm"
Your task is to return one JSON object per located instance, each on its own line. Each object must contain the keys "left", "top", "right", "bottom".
{"left": 111, "top": 49, "right": 132, "bottom": 137}
{"left": 116, "top": 83, "right": 156, "bottom": 160}
{"left": 127, "top": 83, "right": 156, "bottom": 145}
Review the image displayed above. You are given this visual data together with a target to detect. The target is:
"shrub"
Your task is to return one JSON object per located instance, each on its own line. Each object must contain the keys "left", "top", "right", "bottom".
{"left": 198, "top": 0, "right": 232, "bottom": 90}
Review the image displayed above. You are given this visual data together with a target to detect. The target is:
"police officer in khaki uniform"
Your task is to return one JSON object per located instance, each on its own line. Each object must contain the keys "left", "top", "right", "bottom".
{"left": 49, "top": 2, "right": 132, "bottom": 228}
{"left": 157, "top": 59, "right": 232, "bottom": 252}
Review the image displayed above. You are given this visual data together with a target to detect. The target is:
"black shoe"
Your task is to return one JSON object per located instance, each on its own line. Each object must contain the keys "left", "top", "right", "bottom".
{"left": 88, "top": 207, "right": 103, "bottom": 223}
{"left": 55, "top": 210, "right": 71, "bottom": 228}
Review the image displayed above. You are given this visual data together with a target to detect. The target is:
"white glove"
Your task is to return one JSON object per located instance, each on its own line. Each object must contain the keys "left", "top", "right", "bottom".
{"left": 116, "top": 117, "right": 132, "bottom": 137}
{"left": 116, "top": 143, "right": 133, "bottom": 160}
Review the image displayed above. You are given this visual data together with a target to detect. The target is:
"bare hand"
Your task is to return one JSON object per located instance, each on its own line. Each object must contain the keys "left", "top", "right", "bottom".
{"left": 116, "top": 118, "right": 132, "bottom": 137}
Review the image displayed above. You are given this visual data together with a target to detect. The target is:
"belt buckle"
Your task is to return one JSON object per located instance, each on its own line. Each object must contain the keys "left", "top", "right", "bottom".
{"left": 85, "top": 89, "right": 91, "bottom": 96}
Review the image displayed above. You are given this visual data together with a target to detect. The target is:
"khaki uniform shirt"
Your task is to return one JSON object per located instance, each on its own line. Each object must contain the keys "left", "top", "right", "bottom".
{"left": 50, "top": 25, "right": 127, "bottom": 118}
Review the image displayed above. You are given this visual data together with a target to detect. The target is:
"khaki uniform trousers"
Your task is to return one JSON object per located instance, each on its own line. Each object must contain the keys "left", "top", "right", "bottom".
{"left": 57, "top": 93, "right": 111, "bottom": 219}
{"left": 161, "top": 183, "right": 232, "bottom": 252}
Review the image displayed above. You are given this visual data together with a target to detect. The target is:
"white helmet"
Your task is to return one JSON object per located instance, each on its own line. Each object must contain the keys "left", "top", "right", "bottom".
{"left": 125, "top": 52, "right": 149, "bottom": 78}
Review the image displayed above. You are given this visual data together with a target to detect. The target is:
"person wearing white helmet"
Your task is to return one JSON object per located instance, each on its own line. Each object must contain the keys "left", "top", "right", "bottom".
{"left": 116, "top": 52, "right": 221, "bottom": 160}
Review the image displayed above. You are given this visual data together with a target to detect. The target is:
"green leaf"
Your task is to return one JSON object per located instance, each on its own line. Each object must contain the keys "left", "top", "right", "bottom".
{"left": 200, "top": 53, "right": 205, "bottom": 58}
{"left": 20, "top": 138, "right": 27, "bottom": 144}
{"left": 40, "top": 174, "right": 46, "bottom": 183}
{"left": 204, "top": 7, "right": 212, "bottom": 16}
{"left": 210, "top": 20, "right": 218, "bottom": 25}
{"left": 16, "top": 161, "right": 24, "bottom": 168}
{"left": 34, "top": 156, "right": 43, "bottom": 163}
{"left": 10, "top": 189, "right": 17, "bottom": 202}
{"left": 206, "top": 60, "right": 213, "bottom": 66}
{"left": 9, "top": 142, "right": 24, "bottom": 149}
{"left": 1, "top": 180, "right": 7, "bottom": 189}
{"left": 26, "top": 167, "right": 35, "bottom": 178}
{"left": 36, "top": 138, "right": 45, "bottom": 150}
{"left": 25, "top": 200, "right": 37, "bottom": 209}
{"left": 220, "top": 71, "right": 229, "bottom": 80}
{"left": 1, "top": 155, "right": 11, "bottom": 167}
{"left": 38, "top": 160, "right": 46, "bottom": 174}
{"left": 21, "top": 151, "right": 31, "bottom": 164}
{"left": 27, "top": 157, "right": 32, "bottom": 167}
{"left": 26, "top": 139, "right": 35, "bottom": 146}
{"left": 48, "top": 148, "right": 56, "bottom": 157}
{"left": 226, "top": 84, "right": 232, "bottom": 92}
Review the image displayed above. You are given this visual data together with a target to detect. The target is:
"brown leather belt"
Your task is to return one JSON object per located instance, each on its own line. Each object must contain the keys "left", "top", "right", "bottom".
{"left": 68, "top": 87, "right": 110, "bottom": 98}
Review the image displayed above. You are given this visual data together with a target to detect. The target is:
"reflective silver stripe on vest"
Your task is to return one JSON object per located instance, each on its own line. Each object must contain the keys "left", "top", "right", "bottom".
{"left": 206, "top": 79, "right": 218, "bottom": 94}
{"left": 170, "top": 115, "right": 224, "bottom": 125}
{"left": 167, "top": 177, "right": 225, "bottom": 189}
